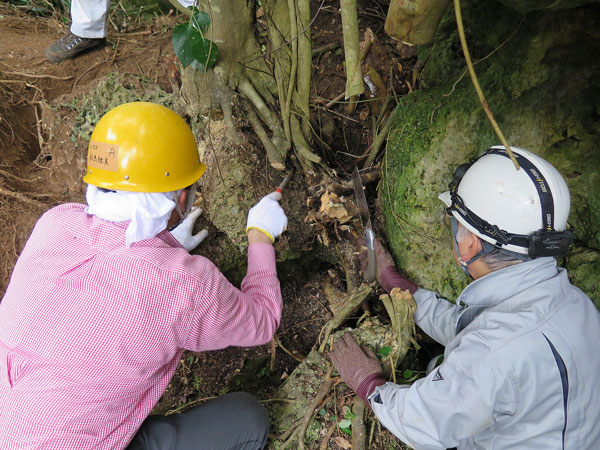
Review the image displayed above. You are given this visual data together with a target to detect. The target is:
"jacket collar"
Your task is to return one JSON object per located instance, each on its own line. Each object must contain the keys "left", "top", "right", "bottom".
{"left": 454, "top": 257, "right": 559, "bottom": 334}
{"left": 457, "top": 257, "right": 559, "bottom": 309}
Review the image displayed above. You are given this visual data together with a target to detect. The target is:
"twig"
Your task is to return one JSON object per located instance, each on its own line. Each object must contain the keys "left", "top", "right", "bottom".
{"left": 72, "top": 60, "right": 108, "bottom": 93}
{"left": 325, "top": 91, "right": 345, "bottom": 109}
{"left": 270, "top": 337, "right": 277, "bottom": 371}
{"left": 274, "top": 335, "right": 305, "bottom": 363}
{"left": 454, "top": 0, "right": 519, "bottom": 170}
{"left": 165, "top": 395, "right": 217, "bottom": 415}
{"left": 110, "top": 38, "right": 120, "bottom": 65}
{"left": 2, "top": 71, "right": 72, "bottom": 81}
{"left": 361, "top": 112, "right": 394, "bottom": 168}
{"left": 114, "top": 30, "right": 153, "bottom": 37}
{"left": 444, "top": 17, "right": 524, "bottom": 98}
{"left": 259, "top": 397, "right": 297, "bottom": 404}
{"left": 33, "top": 103, "right": 45, "bottom": 154}
{"left": 368, "top": 418, "right": 376, "bottom": 447}
{"left": 313, "top": 104, "right": 359, "bottom": 123}
{"left": 312, "top": 42, "right": 341, "bottom": 59}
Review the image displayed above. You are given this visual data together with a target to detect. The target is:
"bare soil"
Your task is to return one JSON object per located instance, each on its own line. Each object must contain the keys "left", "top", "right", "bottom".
{"left": 0, "top": 1, "right": 427, "bottom": 448}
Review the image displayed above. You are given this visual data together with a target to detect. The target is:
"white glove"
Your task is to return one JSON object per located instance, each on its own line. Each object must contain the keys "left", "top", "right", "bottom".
{"left": 170, "top": 207, "right": 208, "bottom": 251}
{"left": 246, "top": 192, "right": 288, "bottom": 242}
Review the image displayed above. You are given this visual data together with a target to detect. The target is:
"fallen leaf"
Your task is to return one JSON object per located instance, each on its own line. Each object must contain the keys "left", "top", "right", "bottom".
{"left": 334, "top": 436, "right": 352, "bottom": 449}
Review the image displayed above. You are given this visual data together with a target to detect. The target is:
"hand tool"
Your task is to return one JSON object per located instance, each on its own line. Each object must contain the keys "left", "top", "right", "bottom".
{"left": 273, "top": 169, "right": 294, "bottom": 200}
{"left": 352, "top": 166, "right": 377, "bottom": 283}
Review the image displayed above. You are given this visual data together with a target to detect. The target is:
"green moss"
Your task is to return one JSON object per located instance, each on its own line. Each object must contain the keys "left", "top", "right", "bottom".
{"left": 566, "top": 247, "right": 600, "bottom": 309}
{"left": 61, "top": 73, "right": 174, "bottom": 146}
{"left": 383, "top": 1, "right": 600, "bottom": 301}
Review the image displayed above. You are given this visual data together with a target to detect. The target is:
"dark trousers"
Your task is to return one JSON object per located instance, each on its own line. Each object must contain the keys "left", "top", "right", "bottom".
{"left": 127, "top": 392, "right": 269, "bottom": 450}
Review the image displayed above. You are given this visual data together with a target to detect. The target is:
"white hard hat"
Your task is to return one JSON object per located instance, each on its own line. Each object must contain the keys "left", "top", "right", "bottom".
{"left": 439, "top": 146, "right": 572, "bottom": 255}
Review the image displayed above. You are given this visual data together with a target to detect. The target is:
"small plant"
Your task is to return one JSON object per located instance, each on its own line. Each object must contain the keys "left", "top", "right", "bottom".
{"left": 172, "top": 7, "right": 219, "bottom": 71}
{"left": 337, "top": 408, "right": 355, "bottom": 436}
{"left": 377, "top": 345, "right": 392, "bottom": 357}
{"left": 399, "top": 369, "right": 419, "bottom": 383}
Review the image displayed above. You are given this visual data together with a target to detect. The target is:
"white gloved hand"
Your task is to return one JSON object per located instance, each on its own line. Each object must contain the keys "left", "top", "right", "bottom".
{"left": 170, "top": 207, "right": 208, "bottom": 251}
{"left": 246, "top": 192, "right": 288, "bottom": 242}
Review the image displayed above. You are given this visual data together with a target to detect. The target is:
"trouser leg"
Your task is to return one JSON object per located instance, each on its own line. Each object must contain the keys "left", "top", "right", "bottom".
{"left": 127, "top": 392, "right": 270, "bottom": 450}
{"left": 70, "top": 0, "right": 110, "bottom": 38}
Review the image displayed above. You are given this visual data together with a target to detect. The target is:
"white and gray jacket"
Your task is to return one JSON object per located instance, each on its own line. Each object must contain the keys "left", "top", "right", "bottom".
{"left": 370, "top": 257, "right": 600, "bottom": 449}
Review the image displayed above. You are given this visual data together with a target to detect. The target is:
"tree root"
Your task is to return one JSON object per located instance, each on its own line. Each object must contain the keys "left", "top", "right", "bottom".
{"left": 279, "top": 365, "right": 335, "bottom": 450}
{"left": 246, "top": 107, "right": 286, "bottom": 170}
{"left": 351, "top": 396, "right": 367, "bottom": 450}
{"left": 238, "top": 75, "right": 291, "bottom": 169}
{"left": 319, "top": 284, "right": 371, "bottom": 353}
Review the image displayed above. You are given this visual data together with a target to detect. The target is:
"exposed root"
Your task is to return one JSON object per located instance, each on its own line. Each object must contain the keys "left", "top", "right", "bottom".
{"left": 0, "top": 187, "right": 55, "bottom": 206}
{"left": 290, "top": 114, "right": 321, "bottom": 169}
{"left": 319, "top": 422, "right": 337, "bottom": 449}
{"left": 318, "top": 284, "right": 371, "bottom": 353}
{"left": 246, "top": 107, "right": 285, "bottom": 170}
{"left": 281, "top": 365, "right": 335, "bottom": 450}
{"left": 219, "top": 96, "right": 242, "bottom": 145}
{"left": 351, "top": 396, "right": 367, "bottom": 450}
{"left": 238, "top": 75, "right": 291, "bottom": 168}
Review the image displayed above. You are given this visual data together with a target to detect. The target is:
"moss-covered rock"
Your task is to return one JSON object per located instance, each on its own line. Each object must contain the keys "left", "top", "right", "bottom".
{"left": 566, "top": 247, "right": 600, "bottom": 310}
{"left": 383, "top": 1, "right": 600, "bottom": 302}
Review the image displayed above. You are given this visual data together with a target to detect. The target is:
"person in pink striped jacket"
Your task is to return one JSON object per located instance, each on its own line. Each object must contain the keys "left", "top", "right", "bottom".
{"left": 0, "top": 102, "right": 288, "bottom": 450}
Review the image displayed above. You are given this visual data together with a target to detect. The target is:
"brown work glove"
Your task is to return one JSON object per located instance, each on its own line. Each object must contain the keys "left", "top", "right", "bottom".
{"left": 359, "top": 238, "right": 418, "bottom": 294}
{"left": 329, "top": 332, "right": 386, "bottom": 403}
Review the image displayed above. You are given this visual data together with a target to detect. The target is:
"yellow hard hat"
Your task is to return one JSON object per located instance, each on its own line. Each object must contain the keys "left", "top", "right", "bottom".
{"left": 83, "top": 102, "right": 206, "bottom": 192}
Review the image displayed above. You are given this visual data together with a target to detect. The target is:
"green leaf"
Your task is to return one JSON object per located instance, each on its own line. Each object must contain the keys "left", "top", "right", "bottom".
{"left": 190, "top": 38, "right": 219, "bottom": 72}
{"left": 172, "top": 23, "right": 204, "bottom": 68}
{"left": 378, "top": 346, "right": 392, "bottom": 357}
{"left": 340, "top": 426, "right": 352, "bottom": 436}
{"left": 337, "top": 419, "right": 352, "bottom": 429}
{"left": 191, "top": 11, "right": 211, "bottom": 33}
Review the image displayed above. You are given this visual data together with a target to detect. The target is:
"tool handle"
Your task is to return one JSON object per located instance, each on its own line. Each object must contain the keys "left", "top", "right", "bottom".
{"left": 366, "top": 247, "right": 377, "bottom": 283}
{"left": 364, "top": 229, "right": 377, "bottom": 283}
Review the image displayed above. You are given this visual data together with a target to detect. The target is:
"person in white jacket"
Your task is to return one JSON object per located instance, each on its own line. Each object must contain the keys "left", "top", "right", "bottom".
{"left": 331, "top": 146, "right": 600, "bottom": 449}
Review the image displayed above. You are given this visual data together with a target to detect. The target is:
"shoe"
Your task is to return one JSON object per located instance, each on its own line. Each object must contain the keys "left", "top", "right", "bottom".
{"left": 45, "top": 33, "right": 105, "bottom": 62}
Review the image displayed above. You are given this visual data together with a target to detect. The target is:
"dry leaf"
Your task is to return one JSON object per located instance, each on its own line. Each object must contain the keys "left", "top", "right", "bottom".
{"left": 319, "top": 191, "right": 352, "bottom": 223}
{"left": 334, "top": 436, "right": 352, "bottom": 449}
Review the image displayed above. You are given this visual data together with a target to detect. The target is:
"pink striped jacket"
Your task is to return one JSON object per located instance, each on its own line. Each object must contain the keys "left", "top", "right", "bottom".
{"left": 0, "top": 203, "right": 282, "bottom": 449}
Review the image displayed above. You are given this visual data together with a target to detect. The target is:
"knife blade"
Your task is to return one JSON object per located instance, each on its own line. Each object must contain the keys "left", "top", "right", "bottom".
{"left": 352, "top": 166, "right": 377, "bottom": 283}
